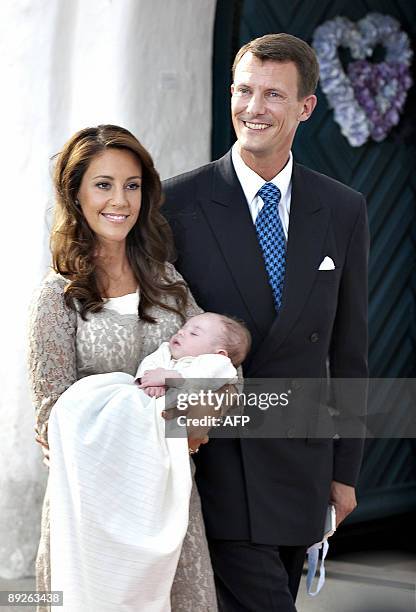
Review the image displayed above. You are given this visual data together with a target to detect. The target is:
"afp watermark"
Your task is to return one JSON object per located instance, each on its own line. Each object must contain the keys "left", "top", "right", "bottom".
{"left": 176, "top": 414, "right": 250, "bottom": 428}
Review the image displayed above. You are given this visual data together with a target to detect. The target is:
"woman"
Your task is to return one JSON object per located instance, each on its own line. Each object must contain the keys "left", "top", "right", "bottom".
{"left": 28, "top": 124, "right": 217, "bottom": 611}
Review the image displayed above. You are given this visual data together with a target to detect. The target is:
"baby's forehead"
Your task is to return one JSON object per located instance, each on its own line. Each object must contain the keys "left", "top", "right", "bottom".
{"left": 187, "top": 313, "right": 223, "bottom": 330}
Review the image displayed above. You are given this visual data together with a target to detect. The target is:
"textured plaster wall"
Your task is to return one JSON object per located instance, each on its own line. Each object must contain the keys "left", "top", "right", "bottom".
{"left": 0, "top": 0, "right": 216, "bottom": 578}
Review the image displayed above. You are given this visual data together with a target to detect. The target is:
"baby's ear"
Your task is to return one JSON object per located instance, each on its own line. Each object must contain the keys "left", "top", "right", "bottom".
{"left": 217, "top": 348, "right": 228, "bottom": 357}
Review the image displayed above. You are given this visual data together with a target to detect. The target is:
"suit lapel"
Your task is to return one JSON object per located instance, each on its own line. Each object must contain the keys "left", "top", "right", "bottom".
{"left": 249, "top": 163, "right": 331, "bottom": 372}
{"left": 199, "top": 152, "right": 276, "bottom": 338}
{"left": 198, "top": 154, "right": 330, "bottom": 364}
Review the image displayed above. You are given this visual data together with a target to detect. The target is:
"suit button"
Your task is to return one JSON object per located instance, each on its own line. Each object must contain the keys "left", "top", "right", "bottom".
{"left": 310, "top": 332, "right": 319, "bottom": 343}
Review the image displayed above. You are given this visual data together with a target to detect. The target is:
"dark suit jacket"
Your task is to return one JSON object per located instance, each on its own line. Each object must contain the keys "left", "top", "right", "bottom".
{"left": 162, "top": 150, "right": 369, "bottom": 545}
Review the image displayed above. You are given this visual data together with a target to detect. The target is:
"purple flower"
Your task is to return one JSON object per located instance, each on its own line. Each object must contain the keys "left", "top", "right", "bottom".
{"left": 312, "top": 12, "right": 413, "bottom": 146}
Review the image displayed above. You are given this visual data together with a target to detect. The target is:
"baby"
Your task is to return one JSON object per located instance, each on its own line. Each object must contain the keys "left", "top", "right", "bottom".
{"left": 136, "top": 312, "right": 251, "bottom": 398}
{"left": 47, "top": 312, "right": 251, "bottom": 611}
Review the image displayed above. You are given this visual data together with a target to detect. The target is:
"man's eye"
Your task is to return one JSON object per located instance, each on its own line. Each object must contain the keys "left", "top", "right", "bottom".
{"left": 96, "top": 182, "right": 111, "bottom": 189}
{"left": 190, "top": 332, "right": 198, "bottom": 336}
{"left": 235, "top": 87, "right": 250, "bottom": 95}
{"left": 126, "top": 182, "right": 141, "bottom": 190}
{"left": 267, "top": 91, "right": 281, "bottom": 98}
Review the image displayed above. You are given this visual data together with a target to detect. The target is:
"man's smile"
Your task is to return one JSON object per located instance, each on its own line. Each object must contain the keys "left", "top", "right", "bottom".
{"left": 243, "top": 121, "right": 272, "bottom": 130}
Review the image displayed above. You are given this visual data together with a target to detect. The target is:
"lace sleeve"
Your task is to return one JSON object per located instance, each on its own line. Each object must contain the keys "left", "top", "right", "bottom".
{"left": 165, "top": 262, "right": 203, "bottom": 319}
{"left": 27, "top": 273, "right": 77, "bottom": 445}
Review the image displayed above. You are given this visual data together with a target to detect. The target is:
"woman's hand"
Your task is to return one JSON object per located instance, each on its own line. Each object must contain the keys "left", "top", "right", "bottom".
{"left": 188, "top": 435, "right": 209, "bottom": 454}
{"left": 35, "top": 430, "right": 50, "bottom": 468}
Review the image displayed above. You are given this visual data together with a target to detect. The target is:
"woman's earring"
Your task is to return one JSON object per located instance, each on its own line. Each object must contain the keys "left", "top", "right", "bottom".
{"left": 75, "top": 199, "right": 80, "bottom": 207}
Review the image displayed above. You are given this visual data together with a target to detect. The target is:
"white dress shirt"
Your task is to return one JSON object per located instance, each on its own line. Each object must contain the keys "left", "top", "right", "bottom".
{"left": 231, "top": 144, "right": 293, "bottom": 239}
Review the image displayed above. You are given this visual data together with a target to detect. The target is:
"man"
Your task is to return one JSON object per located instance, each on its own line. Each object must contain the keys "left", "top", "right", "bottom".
{"left": 163, "top": 33, "right": 369, "bottom": 611}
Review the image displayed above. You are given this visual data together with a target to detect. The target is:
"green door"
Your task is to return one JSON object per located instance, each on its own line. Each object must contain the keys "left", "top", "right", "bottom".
{"left": 212, "top": 0, "right": 416, "bottom": 523}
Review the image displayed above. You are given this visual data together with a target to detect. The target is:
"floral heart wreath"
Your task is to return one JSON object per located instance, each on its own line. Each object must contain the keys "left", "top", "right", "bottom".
{"left": 312, "top": 12, "right": 413, "bottom": 147}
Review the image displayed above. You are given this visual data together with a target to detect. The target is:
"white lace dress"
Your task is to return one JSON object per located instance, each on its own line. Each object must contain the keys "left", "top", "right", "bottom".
{"left": 27, "top": 264, "right": 218, "bottom": 612}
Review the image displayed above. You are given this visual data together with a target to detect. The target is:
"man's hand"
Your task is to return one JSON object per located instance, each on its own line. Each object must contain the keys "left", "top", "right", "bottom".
{"left": 330, "top": 480, "right": 357, "bottom": 526}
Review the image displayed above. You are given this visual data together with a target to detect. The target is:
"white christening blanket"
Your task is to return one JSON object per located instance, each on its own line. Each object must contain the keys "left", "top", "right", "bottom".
{"left": 48, "top": 373, "right": 192, "bottom": 612}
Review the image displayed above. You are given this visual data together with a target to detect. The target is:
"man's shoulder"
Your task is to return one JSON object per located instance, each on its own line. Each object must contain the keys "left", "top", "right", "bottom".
{"left": 163, "top": 151, "right": 233, "bottom": 197}
{"left": 295, "top": 163, "right": 364, "bottom": 203}
{"left": 163, "top": 160, "right": 216, "bottom": 192}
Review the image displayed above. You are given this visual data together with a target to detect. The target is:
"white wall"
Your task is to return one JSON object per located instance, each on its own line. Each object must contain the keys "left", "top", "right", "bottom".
{"left": 0, "top": 0, "right": 217, "bottom": 578}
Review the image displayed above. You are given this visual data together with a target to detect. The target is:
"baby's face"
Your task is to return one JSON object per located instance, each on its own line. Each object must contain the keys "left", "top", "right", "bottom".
{"left": 169, "top": 313, "right": 225, "bottom": 360}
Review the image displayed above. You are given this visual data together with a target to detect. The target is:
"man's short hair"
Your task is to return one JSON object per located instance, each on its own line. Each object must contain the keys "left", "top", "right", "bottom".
{"left": 232, "top": 33, "right": 320, "bottom": 99}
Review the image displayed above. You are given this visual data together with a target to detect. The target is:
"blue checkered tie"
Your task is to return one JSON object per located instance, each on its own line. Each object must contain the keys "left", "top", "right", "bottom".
{"left": 255, "top": 182, "right": 286, "bottom": 310}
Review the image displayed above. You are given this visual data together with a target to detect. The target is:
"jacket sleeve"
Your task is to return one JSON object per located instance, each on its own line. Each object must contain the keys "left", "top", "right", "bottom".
{"left": 329, "top": 195, "right": 370, "bottom": 485}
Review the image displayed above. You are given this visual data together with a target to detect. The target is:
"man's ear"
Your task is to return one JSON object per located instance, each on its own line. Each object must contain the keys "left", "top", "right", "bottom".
{"left": 217, "top": 349, "right": 229, "bottom": 357}
{"left": 298, "top": 94, "right": 317, "bottom": 122}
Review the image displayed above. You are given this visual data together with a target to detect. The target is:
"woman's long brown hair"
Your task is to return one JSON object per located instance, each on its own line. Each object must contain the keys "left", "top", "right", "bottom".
{"left": 51, "top": 124, "right": 188, "bottom": 322}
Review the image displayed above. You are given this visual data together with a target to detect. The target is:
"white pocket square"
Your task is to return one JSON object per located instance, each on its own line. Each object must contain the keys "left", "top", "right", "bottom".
{"left": 318, "top": 256, "right": 335, "bottom": 271}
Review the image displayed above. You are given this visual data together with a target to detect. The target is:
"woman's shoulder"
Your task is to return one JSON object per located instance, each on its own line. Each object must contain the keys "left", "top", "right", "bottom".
{"left": 39, "top": 269, "right": 69, "bottom": 291}
{"left": 31, "top": 270, "right": 74, "bottom": 317}
{"left": 163, "top": 261, "right": 186, "bottom": 284}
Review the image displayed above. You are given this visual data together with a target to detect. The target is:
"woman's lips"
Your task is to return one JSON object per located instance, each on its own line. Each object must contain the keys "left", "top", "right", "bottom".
{"left": 101, "top": 213, "right": 129, "bottom": 223}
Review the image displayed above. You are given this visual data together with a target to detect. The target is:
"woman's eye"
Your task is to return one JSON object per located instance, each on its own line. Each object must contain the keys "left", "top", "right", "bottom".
{"left": 96, "top": 182, "right": 111, "bottom": 189}
{"left": 190, "top": 332, "right": 198, "bottom": 336}
{"left": 126, "top": 182, "right": 141, "bottom": 190}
